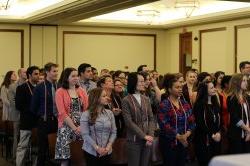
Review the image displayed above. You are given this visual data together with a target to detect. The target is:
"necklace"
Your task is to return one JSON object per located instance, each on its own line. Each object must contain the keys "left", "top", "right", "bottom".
{"left": 168, "top": 97, "right": 187, "bottom": 145}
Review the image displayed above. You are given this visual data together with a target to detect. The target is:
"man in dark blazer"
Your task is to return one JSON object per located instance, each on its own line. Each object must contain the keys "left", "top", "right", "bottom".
{"left": 15, "top": 66, "right": 39, "bottom": 166}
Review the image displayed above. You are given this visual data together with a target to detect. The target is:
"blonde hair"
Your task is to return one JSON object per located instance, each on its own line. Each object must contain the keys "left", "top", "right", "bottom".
{"left": 228, "top": 73, "right": 248, "bottom": 102}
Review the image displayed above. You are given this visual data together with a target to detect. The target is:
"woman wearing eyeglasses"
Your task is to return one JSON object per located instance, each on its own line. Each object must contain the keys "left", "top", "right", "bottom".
{"left": 122, "top": 72, "right": 155, "bottom": 166}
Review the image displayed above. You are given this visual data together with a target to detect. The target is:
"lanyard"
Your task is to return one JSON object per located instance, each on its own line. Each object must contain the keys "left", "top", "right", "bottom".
{"left": 113, "top": 95, "right": 121, "bottom": 109}
{"left": 168, "top": 97, "right": 187, "bottom": 145}
{"left": 26, "top": 82, "right": 33, "bottom": 96}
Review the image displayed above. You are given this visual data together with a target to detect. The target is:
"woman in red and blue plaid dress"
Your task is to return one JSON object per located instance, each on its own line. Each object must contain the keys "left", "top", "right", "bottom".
{"left": 158, "top": 74, "right": 195, "bottom": 166}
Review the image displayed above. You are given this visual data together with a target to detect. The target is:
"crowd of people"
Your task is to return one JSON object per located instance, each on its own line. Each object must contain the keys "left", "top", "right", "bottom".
{"left": 0, "top": 61, "right": 250, "bottom": 166}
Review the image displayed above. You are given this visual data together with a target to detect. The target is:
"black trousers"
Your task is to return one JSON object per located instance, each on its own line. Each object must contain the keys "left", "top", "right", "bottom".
{"left": 37, "top": 117, "right": 58, "bottom": 166}
{"left": 194, "top": 138, "right": 221, "bottom": 166}
{"left": 159, "top": 137, "right": 187, "bottom": 166}
{"left": 229, "top": 138, "right": 250, "bottom": 154}
{"left": 84, "top": 151, "right": 111, "bottom": 166}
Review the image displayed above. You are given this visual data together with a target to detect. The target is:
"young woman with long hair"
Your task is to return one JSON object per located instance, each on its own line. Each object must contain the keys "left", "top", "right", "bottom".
{"left": 80, "top": 88, "right": 117, "bottom": 166}
{"left": 55, "top": 68, "right": 88, "bottom": 166}
{"left": 1, "top": 71, "right": 17, "bottom": 121}
{"left": 193, "top": 81, "right": 222, "bottom": 165}
{"left": 227, "top": 74, "right": 250, "bottom": 154}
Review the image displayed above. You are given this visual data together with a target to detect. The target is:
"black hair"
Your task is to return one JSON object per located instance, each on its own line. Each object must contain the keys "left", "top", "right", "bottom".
{"left": 137, "top": 65, "right": 147, "bottom": 72}
{"left": 214, "top": 71, "right": 225, "bottom": 86}
{"left": 161, "top": 74, "right": 178, "bottom": 98}
{"left": 61, "top": 68, "right": 79, "bottom": 89}
{"left": 195, "top": 72, "right": 211, "bottom": 90}
{"left": 221, "top": 75, "right": 232, "bottom": 90}
{"left": 127, "top": 72, "right": 143, "bottom": 94}
{"left": 239, "top": 61, "right": 250, "bottom": 72}
{"left": 193, "top": 81, "right": 220, "bottom": 116}
{"left": 26, "top": 66, "right": 39, "bottom": 79}
{"left": 78, "top": 63, "right": 91, "bottom": 76}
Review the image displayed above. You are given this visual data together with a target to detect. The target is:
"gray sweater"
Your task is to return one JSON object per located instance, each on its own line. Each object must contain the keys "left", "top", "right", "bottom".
{"left": 122, "top": 94, "right": 155, "bottom": 142}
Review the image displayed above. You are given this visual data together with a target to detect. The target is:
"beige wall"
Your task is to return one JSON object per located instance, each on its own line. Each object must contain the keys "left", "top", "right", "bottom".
{"left": 1, "top": 17, "right": 250, "bottom": 80}
{"left": 165, "top": 18, "right": 250, "bottom": 74}
{"left": 30, "top": 25, "right": 58, "bottom": 67}
{"left": 201, "top": 29, "right": 227, "bottom": 73}
{"left": 64, "top": 33, "right": 155, "bottom": 72}
{"left": 236, "top": 26, "right": 250, "bottom": 73}
{"left": 0, "top": 24, "right": 167, "bottom": 80}
{"left": 58, "top": 26, "right": 167, "bottom": 74}
{"left": 0, "top": 24, "right": 29, "bottom": 83}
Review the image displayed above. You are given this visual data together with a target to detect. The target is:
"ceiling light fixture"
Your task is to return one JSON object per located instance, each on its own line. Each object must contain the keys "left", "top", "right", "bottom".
{"left": 0, "top": 0, "right": 12, "bottom": 10}
{"left": 175, "top": 0, "right": 199, "bottom": 18}
{"left": 136, "top": 9, "right": 160, "bottom": 25}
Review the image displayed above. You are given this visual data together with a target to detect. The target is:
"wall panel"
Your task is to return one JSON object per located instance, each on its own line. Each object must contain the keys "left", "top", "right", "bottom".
{"left": 63, "top": 32, "right": 155, "bottom": 72}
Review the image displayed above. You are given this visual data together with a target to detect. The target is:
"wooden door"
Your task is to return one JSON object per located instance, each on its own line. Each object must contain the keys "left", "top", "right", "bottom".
{"left": 179, "top": 32, "right": 192, "bottom": 75}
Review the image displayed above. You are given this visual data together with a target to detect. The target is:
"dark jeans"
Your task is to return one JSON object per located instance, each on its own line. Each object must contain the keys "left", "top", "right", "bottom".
{"left": 84, "top": 151, "right": 111, "bottom": 166}
{"left": 159, "top": 137, "right": 187, "bottom": 166}
{"left": 37, "top": 117, "right": 58, "bottom": 166}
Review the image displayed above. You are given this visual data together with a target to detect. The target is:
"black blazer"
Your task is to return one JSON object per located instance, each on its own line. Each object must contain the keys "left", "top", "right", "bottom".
{"left": 15, "top": 81, "right": 37, "bottom": 130}
{"left": 227, "top": 95, "right": 250, "bottom": 141}
{"left": 193, "top": 101, "right": 221, "bottom": 143}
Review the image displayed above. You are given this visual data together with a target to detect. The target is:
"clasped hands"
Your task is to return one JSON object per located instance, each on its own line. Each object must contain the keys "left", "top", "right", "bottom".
{"left": 144, "top": 135, "right": 154, "bottom": 146}
{"left": 112, "top": 108, "right": 122, "bottom": 116}
{"left": 95, "top": 144, "right": 112, "bottom": 157}
{"left": 176, "top": 133, "right": 189, "bottom": 147}
{"left": 212, "top": 132, "right": 221, "bottom": 142}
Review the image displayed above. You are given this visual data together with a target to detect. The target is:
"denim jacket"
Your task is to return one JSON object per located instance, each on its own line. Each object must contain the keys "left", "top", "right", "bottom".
{"left": 80, "top": 109, "right": 117, "bottom": 156}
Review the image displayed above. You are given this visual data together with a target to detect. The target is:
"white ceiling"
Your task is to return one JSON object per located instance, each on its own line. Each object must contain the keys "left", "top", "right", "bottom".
{"left": 0, "top": 0, "right": 250, "bottom": 28}
{"left": 0, "top": 0, "right": 77, "bottom": 19}
{"left": 0, "top": 0, "right": 156, "bottom": 24}
{"left": 76, "top": 0, "right": 250, "bottom": 28}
